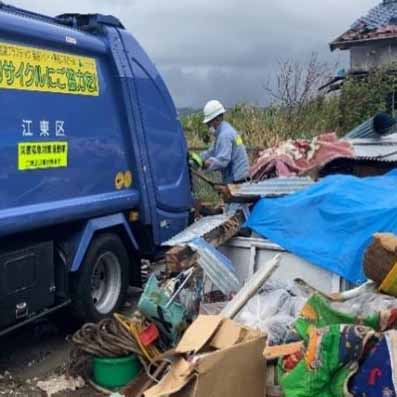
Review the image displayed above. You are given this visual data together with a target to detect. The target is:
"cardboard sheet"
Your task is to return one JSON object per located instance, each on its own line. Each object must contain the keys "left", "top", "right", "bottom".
{"left": 145, "top": 316, "right": 267, "bottom": 397}
{"left": 176, "top": 315, "right": 223, "bottom": 354}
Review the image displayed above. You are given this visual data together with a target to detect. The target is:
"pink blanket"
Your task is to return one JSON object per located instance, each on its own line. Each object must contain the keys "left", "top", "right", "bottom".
{"left": 250, "top": 133, "right": 354, "bottom": 181}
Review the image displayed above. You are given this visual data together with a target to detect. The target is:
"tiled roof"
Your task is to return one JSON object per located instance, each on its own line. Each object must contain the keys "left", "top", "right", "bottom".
{"left": 331, "top": 1, "right": 397, "bottom": 50}
{"left": 353, "top": 1, "right": 397, "bottom": 29}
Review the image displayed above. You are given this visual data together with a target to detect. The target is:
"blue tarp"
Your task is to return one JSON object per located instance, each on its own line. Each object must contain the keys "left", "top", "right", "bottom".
{"left": 246, "top": 171, "right": 397, "bottom": 284}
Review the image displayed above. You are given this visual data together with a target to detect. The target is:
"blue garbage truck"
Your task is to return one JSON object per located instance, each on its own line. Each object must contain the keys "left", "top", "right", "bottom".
{"left": 0, "top": 4, "right": 193, "bottom": 334}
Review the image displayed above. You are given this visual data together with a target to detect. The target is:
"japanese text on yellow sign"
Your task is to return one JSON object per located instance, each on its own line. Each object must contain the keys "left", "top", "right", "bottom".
{"left": 18, "top": 142, "right": 68, "bottom": 171}
{"left": 0, "top": 42, "right": 99, "bottom": 96}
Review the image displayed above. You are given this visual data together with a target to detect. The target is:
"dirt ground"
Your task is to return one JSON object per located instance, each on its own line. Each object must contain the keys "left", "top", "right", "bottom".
{"left": 0, "top": 289, "right": 141, "bottom": 397}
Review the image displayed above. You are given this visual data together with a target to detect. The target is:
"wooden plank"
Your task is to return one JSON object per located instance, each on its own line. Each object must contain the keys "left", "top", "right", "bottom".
{"left": 263, "top": 342, "right": 304, "bottom": 361}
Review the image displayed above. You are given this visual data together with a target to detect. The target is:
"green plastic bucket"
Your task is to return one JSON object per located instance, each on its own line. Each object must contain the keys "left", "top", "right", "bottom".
{"left": 93, "top": 355, "right": 141, "bottom": 389}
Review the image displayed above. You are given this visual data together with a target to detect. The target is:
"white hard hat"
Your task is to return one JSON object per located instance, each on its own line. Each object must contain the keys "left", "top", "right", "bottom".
{"left": 202, "top": 100, "right": 226, "bottom": 124}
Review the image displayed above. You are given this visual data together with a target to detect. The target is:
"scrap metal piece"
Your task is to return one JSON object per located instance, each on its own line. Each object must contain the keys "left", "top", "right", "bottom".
{"left": 221, "top": 254, "right": 281, "bottom": 319}
{"left": 165, "top": 268, "right": 195, "bottom": 309}
{"left": 228, "top": 177, "right": 314, "bottom": 201}
{"left": 188, "top": 238, "right": 241, "bottom": 296}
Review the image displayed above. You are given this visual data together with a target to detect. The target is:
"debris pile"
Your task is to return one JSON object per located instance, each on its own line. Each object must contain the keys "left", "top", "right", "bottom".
{"left": 66, "top": 117, "right": 397, "bottom": 396}
{"left": 67, "top": 206, "right": 256, "bottom": 396}
{"left": 250, "top": 113, "right": 397, "bottom": 182}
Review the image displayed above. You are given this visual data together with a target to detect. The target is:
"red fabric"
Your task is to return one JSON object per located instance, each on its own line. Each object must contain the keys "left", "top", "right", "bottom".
{"left": 250, "top": 133, "right": 354, "bottom": 181}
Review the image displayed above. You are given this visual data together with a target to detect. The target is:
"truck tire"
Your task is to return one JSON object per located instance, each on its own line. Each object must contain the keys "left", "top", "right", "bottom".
{"left": 70, "top": 233, "right": 130, "bottom": 323}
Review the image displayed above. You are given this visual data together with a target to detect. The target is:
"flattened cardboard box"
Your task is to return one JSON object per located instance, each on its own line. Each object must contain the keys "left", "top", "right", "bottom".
{"left": 145, "top": 315, "right": 267, "bottom": 397}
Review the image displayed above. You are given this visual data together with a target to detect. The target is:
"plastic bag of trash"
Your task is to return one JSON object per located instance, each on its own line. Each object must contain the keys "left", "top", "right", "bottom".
{"left": 259, "top": 280, "right": 310, "bottom": 298}
{"left": 235, "top": 288, "right": 306, "bottom": 345}
{"left": 234, "top": 280, "right": 308, "bottom": 344}
{"left": 264, "top": 315, "right": 300, "bottom": 345}
{"left": 281, "top": 294, "right": 307, "bottom": 318}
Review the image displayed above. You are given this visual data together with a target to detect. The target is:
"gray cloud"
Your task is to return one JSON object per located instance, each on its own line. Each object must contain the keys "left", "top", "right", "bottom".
{"left": 11, "top": 0, "right": 380, "bottom": 107}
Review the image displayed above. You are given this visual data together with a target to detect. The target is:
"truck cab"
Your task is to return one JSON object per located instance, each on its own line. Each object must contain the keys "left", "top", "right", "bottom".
{"left": 0, "top": 4, "right": 193, "bottom": 334}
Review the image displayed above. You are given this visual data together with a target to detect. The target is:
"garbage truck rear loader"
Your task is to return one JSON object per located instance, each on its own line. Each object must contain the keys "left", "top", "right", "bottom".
{"left": 0, "top": 5, "right": 193, "bottom": 334}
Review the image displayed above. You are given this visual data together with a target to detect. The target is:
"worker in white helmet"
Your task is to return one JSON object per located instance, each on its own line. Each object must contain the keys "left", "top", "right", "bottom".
{"left": 200, "top": 100, "right": 250, "bottom": 184}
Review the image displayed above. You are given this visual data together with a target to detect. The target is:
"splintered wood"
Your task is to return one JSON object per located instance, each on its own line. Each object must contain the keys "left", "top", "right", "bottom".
{"left": 364, "top": 233, "right": 397, "bottom": 284}
{"left": 263, "top": 342, "right": 304, "bottom": 361}
{"left": 165, "top": 211, "right": 245, "bottom": 273}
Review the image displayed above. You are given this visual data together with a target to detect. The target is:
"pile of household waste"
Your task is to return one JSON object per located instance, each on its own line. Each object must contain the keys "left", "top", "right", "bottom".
{"left": 67, "top": 113, "right": 397, "bottom": 397}
{"left": 67, "top": 229, "right": 397, "bottom": 397}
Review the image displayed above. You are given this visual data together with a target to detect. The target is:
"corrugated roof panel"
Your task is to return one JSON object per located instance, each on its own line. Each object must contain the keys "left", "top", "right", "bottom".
{"left": 188, "top": 238, "right": 241, "bottom": 295}
{"left": 351, "top": 136, "right": 397, "bottom": 161}
{"left": 229, "top": 177, "right": 314, "bottom": 199}
{"left": 344, "top": 114, "right": 396, "bottom": 140}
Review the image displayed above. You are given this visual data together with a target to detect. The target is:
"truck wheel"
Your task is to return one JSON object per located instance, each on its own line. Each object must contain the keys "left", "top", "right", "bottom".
{"left": 71, "top": 233, "right": 130, "bottom": 323}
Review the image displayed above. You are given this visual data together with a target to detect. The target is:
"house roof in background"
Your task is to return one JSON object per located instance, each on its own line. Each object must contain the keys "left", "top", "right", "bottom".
{"left": 331, "top": 1, "right": 397, "bottom": 50}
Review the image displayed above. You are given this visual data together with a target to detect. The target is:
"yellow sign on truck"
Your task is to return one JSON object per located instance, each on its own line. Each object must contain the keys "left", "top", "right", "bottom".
{"left": 18, "top": 141, "right": 68, "bottom": 170}
{"left": 0, "top": 41, "right": 99, "bottom": 96}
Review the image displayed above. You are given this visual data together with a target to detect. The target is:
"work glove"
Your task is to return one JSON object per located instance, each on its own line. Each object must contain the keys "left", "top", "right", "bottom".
{"left": 189, "top": 152, "right": 203, "bottom": 170}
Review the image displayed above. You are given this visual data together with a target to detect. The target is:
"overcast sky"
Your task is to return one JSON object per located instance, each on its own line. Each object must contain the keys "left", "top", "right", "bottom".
{"left": 12, "top": 0, "right": 379, "bottom": 108}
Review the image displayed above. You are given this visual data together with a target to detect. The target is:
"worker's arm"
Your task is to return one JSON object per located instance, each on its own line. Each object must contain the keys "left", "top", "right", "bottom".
{"left": 201, "top": 143, "right": 216, "bottom": 162}
{"left": 206, "top": 134, "right": 233, "bottom": 171}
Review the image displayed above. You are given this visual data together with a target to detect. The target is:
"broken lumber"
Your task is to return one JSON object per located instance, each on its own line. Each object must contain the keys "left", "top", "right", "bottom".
{"left": 165, "top": 210, "right": 245, "bottom": 273}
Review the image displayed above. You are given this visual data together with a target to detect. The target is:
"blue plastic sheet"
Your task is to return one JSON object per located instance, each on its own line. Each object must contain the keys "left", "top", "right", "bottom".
{"left": 246, "top": 171, "right": 397, "bottom": 284}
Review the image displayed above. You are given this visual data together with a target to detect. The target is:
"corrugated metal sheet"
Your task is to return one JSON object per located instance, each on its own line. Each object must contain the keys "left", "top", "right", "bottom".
{"left": 351, "top": 136, "right": 397, "bottom": 162}
{"left": 188, "top": 238, "right": 241, "bottom": 295}
{"left": 344, "top": 113, "right": 396, "bottom": 140}
{"left": 229, "top": 177, "right": 314, "bottom": 199}
{"left": 163, "top": 213, "right": 235, "bottom": 247}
